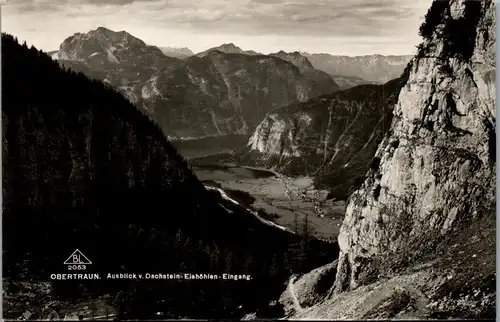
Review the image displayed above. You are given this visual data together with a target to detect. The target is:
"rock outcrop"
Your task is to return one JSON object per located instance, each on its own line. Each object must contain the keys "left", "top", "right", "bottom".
{"left": 281, "top": 0, "right": 496, "bottom": 319}
{"left": 334, "top": 0, "right": 495, "bottom": 293}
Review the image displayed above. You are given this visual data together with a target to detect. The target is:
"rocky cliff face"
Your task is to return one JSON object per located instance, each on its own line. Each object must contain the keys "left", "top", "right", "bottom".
{"left": 246, "top": 73, "right": 409, "bottom": 199}
{"left": 303, "top": 52, "right": 413, "bottom": 84}
{"left": 281, "top": 0, "right": 496, "bottom": 319}
{"left": 57, "top": 30, "right": 334, "bottom": 138}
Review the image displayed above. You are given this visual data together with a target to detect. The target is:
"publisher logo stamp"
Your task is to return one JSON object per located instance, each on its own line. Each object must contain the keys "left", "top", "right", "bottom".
{"left": 64, "top": 249, "right": 91, "bottom": 271}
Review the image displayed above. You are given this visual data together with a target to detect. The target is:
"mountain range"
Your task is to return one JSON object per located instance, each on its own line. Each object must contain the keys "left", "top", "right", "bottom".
{"left": 51, "top": 39, "right": 412, "bottom": 96}
{"left": 193, "top": 44, "right": 411, "bottom": 87}
{"left": 54, "top": 28, "right": 339, "bottom": 138}
{"left": 301, "top": 53, "right": 413, "bottom": 84}
{"left": 51, "top": 29, "right": 413, "bottom": 140}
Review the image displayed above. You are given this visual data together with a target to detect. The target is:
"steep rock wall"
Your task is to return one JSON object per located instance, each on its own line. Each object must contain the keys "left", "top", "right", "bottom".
{"left": 278, "top": 0, "right": 496, "bottom": 319}
{"left": 333, "top": 0, "right": 495, "bottom": 293}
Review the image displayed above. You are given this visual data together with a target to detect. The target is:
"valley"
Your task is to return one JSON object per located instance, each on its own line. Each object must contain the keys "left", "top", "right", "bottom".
{"left": 173, "top": 135, "right": 345, "bottom": 242}
{"left": 193, "top": 163, "right": 345, "bottom": 242}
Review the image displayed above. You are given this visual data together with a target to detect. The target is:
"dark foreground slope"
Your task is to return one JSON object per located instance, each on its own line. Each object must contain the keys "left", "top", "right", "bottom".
{"left": 2, "top": 34, "right": 338, "bottom": 320}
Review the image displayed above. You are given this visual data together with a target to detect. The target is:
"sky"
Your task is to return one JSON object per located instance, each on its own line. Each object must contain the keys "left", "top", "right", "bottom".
{"left": 2, "top": 0, "right": 434, "bottom": 56}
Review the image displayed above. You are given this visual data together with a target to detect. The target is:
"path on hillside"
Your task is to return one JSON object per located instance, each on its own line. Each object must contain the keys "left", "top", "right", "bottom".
{"left": 204, "top": 185, "right": 292, "bottom": 233}
{"left": 83, "top": 313, "right": 117, "bottom": 320}
{"left": 205, "top": 184, "right": 336, "bottom": 244}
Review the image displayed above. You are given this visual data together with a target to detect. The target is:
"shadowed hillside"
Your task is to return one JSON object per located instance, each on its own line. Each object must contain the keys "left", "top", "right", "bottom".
{"left": 2, "top": 34, "right": 338, "bottom": 320}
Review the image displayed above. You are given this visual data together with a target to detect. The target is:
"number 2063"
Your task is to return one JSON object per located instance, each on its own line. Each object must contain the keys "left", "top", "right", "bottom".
{"left": 67, "top": 264, "right": 86, "bottom": 270}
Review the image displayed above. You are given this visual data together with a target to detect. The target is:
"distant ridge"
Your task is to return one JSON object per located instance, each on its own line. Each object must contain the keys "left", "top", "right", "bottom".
{"left": 55, "top": 28, "right": 338, "bottom": 138}
{"left": 300, "top": 52, "right": 413, "bottom": 83}
{"left": 196, "top": 43, "right": 261, "bottom": 57}
{"left": 157, "top": 46, "right": 194, "bottom": 58}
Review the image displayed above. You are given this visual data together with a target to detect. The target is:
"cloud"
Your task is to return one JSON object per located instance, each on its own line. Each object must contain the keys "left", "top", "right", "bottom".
{"left": 3, "top": 0, "right": 66, "bottom": 12}
{"left": 121, "top": 0, "right": 428, "bottom": 39}
{"left": 85, "top": 0, "right": 154, "bottom": 4}
{"left": 2, "top": 0, "right": 433, "bottom": 55}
